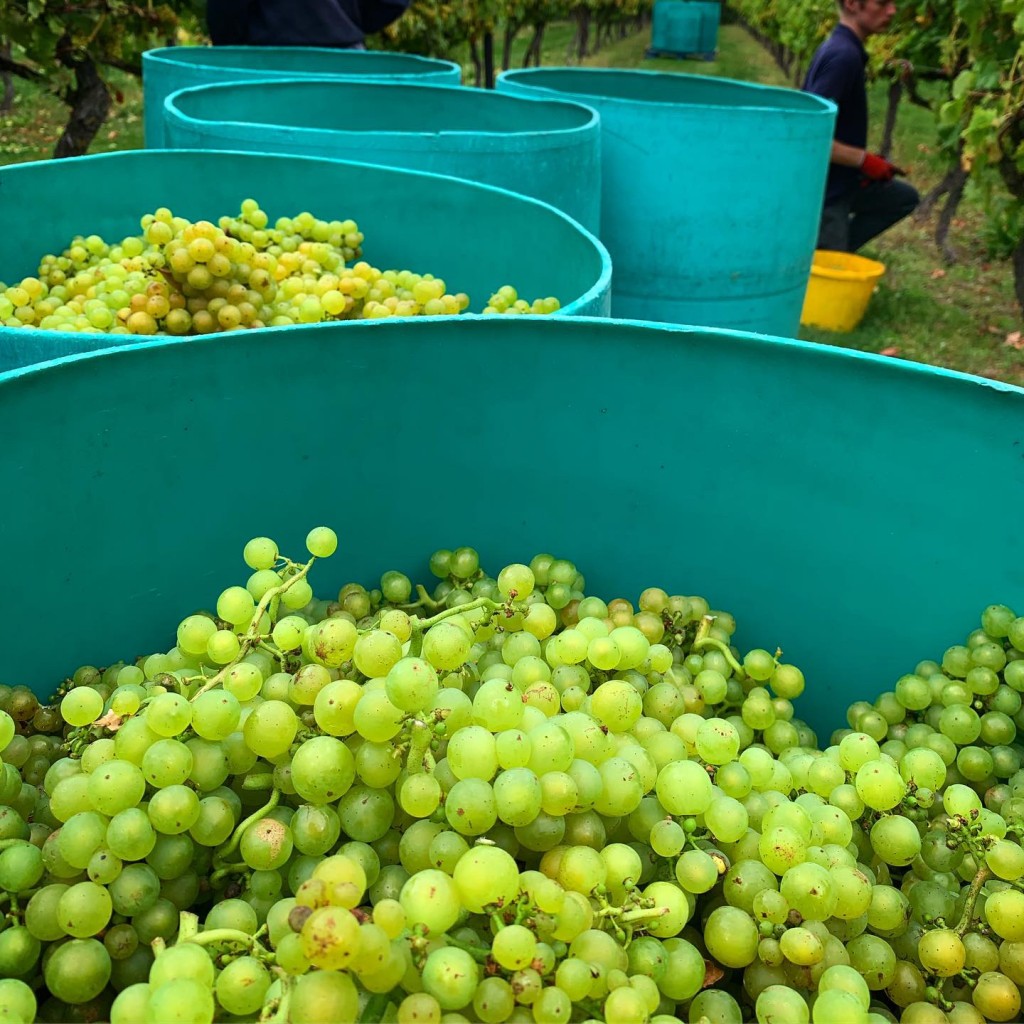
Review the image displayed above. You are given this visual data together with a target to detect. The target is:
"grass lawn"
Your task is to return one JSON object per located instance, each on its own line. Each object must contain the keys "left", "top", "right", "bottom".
{"left": 1, "top": 21, "right": 1021, "bottom": 384}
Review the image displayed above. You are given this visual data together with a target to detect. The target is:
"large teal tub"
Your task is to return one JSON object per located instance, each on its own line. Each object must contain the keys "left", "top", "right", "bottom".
{"left": 1, "top": 315, "right": 1022, "bottom": 740}
{"left": 688, "top": 1, "right": 722, "bottom": 56}
{"left": 142, "top": 46, "right": 462, "bottom": 148}
{"left": 0, "top": 150, "right": 610, "bottom": 373}
{"left": 497, "top": 68, "right": 836, "bottom": 336}
{"left": 650, "top": 2, "right": 705, "bottom": 56}
{"left": 162, "top": 80, "right": 602, "bottom": 233}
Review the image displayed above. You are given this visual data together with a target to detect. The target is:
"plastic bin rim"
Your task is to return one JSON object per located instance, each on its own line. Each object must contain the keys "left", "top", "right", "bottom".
{"left": 3, "top": 314, "right": 1021, "bottom": 398}
{"left": 143, "top": 44, "right": 460, "bottom": 76}
{"left": 497, "top": 67, "right": 836, "bottom": 116}
{"left": 811, "top": 249, "right": 886, "bottom": 283}
{"left": 0, "top": 148, "right": 610, "bottom": 325}
{"left": 164, "top": 79, "right": 601, "bottom": 138}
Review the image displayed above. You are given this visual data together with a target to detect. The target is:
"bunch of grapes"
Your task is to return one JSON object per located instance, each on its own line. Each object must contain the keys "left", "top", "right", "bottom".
{"left": 0, "top": 199, "right": 560, "bottom": 336}
{"left": 0, "top": 529, "right": 1023, "bottom": 1024}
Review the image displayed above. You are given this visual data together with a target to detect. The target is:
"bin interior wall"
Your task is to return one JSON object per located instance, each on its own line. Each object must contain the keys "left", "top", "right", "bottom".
{"left": 1, "top": 315, "right": 1021, "bottom": 741}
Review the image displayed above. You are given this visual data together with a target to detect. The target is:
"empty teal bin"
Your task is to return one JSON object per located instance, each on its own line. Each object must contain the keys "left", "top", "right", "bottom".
{"left": 1, "top": 315, "right": 1022, "bottom": 740}
{"left": 687, "top": 1, "right": 722, "bottom": 56}
{"left": 0, "top": 150, "right": 610, "bottom": 373}
{"left": 162, "top": 80, "right": 602, "bottom": 234}
{"left": 650, "top": 2, "right": 704, "bottom": 57}
{"left": 142, "top": 46, "right": 462, "bottom": 148}
{"left": 497, "top": 68, "right": 836, "bottom": 336}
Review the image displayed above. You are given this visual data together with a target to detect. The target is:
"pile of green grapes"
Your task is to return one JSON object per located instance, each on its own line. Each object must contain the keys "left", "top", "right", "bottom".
{"left": 0, "top": 199, "right": 560, "bottom": 336}
{"left": 1, "top": 530, "right": 1024, "bottom": 1024}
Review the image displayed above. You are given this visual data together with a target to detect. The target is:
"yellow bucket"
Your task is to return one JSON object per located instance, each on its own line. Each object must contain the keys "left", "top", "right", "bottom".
{"left": 800, "top": 249, "right": 886, "bottom": 333}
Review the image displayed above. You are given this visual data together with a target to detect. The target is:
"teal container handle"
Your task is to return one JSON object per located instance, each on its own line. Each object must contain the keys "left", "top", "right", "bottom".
{"left": 142, "top": 45, "right": 462, "bottom": 147}
{"left": 0, "top": 150, "right": 611, "bottom": 373}
{"left": 162, "top": 79, "right": 602, "bottom": 234}
{"left": 0, "top": 314, "right": 1022, "bottom": 741}
{"left": 497, "top": 67, "right": 836, "bottom": 337}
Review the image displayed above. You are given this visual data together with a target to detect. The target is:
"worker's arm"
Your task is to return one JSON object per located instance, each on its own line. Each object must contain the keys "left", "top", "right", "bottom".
{"left": 831, "top": 139, "right": 904, "bottom": 180}
{"left": 830, "top": 139, "right": 867, "bottom": 168}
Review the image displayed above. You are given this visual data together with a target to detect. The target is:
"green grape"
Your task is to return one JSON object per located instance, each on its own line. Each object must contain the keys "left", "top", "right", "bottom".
{"left": 339, "top": 784, "right": 395, "bottom": 842}
{"left": 780, "top": 926, "right": 824, "bottom": 966}
{"left": 43, "top": 937, "right": 111, "bottom": 1004}
{"left": 289, "top": 735, "right": 356, "bottom": 805}
{"left": 243, "top": 699, "right": 298, "bottom": 757}
{"left": 756, "top": 985, "right": 810, "bottom": 1024}
{"left": 398, "top": 869, "right": 460, "bottom": 937}
{"left": 650, "top": 818, "right": 686, "bottom": 857}
{"left": 453, "top": 845, "right": 520, "bottom": 913}
{"left": 656, "top": 760, "right": 712, "bottom": 815}
{"left": 447, "top": 725, "right": 498, "bottom": 781}
{"left": 25, "top": 884, "right": 69, "bottom": 941}
{"left": 675, "top": 849, "right": 719, "bottom": 893}
{"left": 494, "top": 767, "right": 543, "bottom": 827}
{"left": 855, "top": 759, "right": 907, "bottom": 811}
{"left": 57, "top": 810, "right": 108, "bottom": 869}
{"left": 657, "top": 937, "right": 706, "bottom": 1001}
{"left": 983, "top": 889, "right": 1024, "bottom": 940}
{"left": 869, "top": 814, "right": 921, "bottom": 866}
{"left": 847, "top": 933, "right": 897, "bottom": 989}
{"left": 352, "top": 689, "right": 405, "bottom": 743}
{"left": 215, "top": 955, "right": 271, "bottom": 1016}
{"left": 588, "top": 679, "right": 642, "bottom": 733}
{"left": 353, "top": 628, "right": 403, "bottom": 678}
{"left": 56, "top": 880, "right": 113, "bottom": 937}
{"left": 420, "top": 946, "right": 479, "bottom": 1011}
{"left": 61, "top": 687, "right": 104, "bottom": 727}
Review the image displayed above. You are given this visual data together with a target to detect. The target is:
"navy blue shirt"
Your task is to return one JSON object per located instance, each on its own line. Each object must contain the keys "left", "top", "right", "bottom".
{"left": 802, "top": 24, "right": 868, "bottom": 203}
{"left": 207, "top": 0, "right": 410, "bottom": 48}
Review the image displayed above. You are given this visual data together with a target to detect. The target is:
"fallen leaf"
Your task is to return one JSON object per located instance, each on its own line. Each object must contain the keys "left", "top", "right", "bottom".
{"left": 107, "top": 130, "right": 118, "bottom": 140}
{"left": 1004, "top": 331, "right": 1024, "bottom": 350}
{"left": 987, "top": 325, "right": 1002, "bottom": 335}
{"left": 703, "top": 960, "right": 725, "bottom": 988}
{"left": 93, "top": 710, "right": 125, "bottom": 732}
{"left": 930, "top": 269, "right": 946, "bottom": 279}
{"left": 880, "top": 346, "right": 901, "bottom": 356}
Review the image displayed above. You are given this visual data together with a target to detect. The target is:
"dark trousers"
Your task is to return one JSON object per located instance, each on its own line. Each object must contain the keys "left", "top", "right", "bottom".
{"left": 818, "top": 179, "right": 920, "bottom": 253}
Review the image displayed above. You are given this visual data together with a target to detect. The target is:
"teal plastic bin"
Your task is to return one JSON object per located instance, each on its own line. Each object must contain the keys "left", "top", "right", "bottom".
{"left": 650, "top": 2, "right": 704, "bottom": 57}
{"left": 142, "top": 46, "right": 462, "bottom": 148}
{"left": 162, "top": 80, "right": 602, "bottom": 234}
{"left": 0, "top": 150, "right": 610, "bottom": 373}
{"left": 497, "top": 68, "right": 836, "bottom": 336}
{"left": 1, "top": 316, "right": 1022, "bottom": 741}
{"left": 688, "top": 1, "right": 722, "bottom": 56}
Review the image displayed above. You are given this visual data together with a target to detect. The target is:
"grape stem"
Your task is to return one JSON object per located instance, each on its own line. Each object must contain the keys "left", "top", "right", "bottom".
{"left": 405, "top": 719, "right": 433, "bottom": 775}
{"left": 259, "top": 972, "right": 292, "bottom": 1024}
{"left": 191, "top": 557, "right": 318, "bottom": 700}
{"left": 690, "top": 635, "right": 744, "bottom": 676}
{"left": 190, "top": 927, "right": 256, "bottom": 949}
{"left": 359, "top": 992, "right": 393, "bottom": 1023}
{"left": 398, "top": 584, "right": 445, "bottom": 614}
{"left": 242, "top": 773, "right": 275, "bottom": 790}
{"left": 955, "top": 865, "right": 991, "bottom": 936}
{"left": 618, "top": 906, "right": 671, "bottom": 925}
{"left": 214, "top": 789, "right": 280, "bottom": 868}
{"left": 440, "top": 934, "right": 492, "bottom": 964}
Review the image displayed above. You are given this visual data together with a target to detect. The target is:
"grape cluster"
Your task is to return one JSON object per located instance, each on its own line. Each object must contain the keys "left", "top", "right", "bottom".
{"left": 0, "top": 199, "right": 561, "bottom": 336}
{"left": 1, "top": 532, "right": 1024, "bottom": 1024}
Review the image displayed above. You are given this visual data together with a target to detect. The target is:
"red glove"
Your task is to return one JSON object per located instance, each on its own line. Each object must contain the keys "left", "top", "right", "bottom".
{"left": 860, "top": 152, "right": 903, "bottom": 182}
